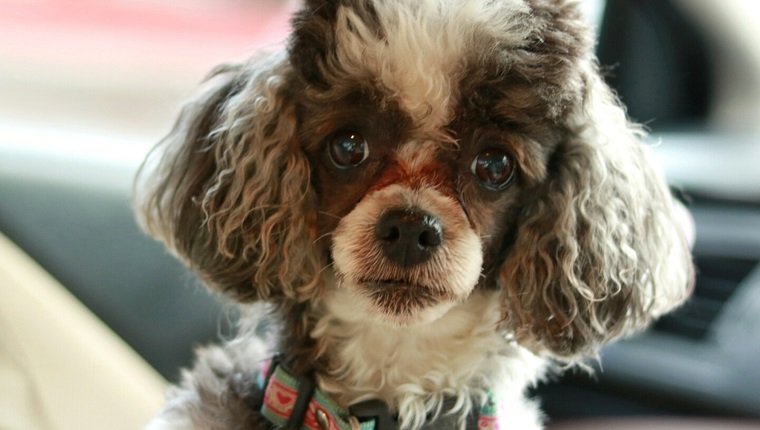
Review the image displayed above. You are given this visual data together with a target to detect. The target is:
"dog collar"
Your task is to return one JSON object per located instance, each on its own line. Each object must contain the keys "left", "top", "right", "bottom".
{"left": 256, "top": 357, "right": 500, "bottom": 430}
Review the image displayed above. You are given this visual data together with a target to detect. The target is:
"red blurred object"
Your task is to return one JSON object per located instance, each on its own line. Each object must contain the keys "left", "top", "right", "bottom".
{"left": 0, "top": 0, "right": 294, "bottom": 74}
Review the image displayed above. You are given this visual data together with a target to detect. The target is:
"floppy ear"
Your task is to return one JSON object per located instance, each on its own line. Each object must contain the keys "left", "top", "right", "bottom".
{"left": 135, "top": 52, "right": 321, "bottom": 302}
{"left": 498, "top": 61, "right": 694, "bottom": 358}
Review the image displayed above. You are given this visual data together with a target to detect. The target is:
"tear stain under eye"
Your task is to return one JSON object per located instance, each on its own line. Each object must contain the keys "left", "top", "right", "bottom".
{"left": 367, "top": 156, "right": 457, "bottom": 197}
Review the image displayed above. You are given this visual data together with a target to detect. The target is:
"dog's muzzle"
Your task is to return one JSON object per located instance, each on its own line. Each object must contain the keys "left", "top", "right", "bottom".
{"left": 330, "top": 184, "right": 483, "bottom": 323}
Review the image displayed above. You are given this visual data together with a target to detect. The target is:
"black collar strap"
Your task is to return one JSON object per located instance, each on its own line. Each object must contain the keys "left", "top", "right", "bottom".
{"left": 256, "top": 357, "right": 498, "bottom": 430}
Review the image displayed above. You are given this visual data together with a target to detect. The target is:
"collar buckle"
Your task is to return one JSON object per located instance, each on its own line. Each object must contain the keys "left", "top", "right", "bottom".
{"left": 349, "top": 400, "right": 397, "bottom": 430}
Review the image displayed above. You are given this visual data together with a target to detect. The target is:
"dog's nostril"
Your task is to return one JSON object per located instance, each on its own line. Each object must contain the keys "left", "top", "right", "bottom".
{"left": 418, "top": 223, "right": 442, "bottom": 248}
{"left": 375, "top": 209, "right": 443, "bottom": 266}
{"left": 377, "top": 224, "right": 400, "bottom": 243}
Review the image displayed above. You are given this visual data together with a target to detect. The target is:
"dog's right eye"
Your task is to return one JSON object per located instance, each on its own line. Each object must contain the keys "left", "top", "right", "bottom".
{"left": 471, "top": 148, "right": 515, "bottom": 191}
{"left": 327, "top": 130, "right": 369, "bottom": 169}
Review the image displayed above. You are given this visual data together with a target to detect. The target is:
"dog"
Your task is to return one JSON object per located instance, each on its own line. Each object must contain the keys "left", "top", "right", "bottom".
{"left": 136, "top": 0, "right": 694, "bottom": 428}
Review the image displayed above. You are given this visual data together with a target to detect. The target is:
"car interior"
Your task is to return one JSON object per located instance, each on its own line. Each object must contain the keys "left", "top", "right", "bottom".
{"left": 536, "top": 0, "right": 760, "bottom": 424}
{"left": 1, "top": 0, "right": 759, "bottom": 428}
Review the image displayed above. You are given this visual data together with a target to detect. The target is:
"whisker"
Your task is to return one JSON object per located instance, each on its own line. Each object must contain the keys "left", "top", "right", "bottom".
{"left": 318, "top": 210, "right": 342, "bottom": 220}
{"left": 318, "top": 261, "right": 335, "bottom": 276}
{"left": 313, "top": 231, "right": 333, "bottom": 244}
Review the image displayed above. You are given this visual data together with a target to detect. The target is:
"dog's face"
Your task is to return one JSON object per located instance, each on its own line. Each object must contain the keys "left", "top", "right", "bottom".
{"left": 137, "top": 0, "right": 694, "bottom": 358}
{"left": 315, "top": 125, "right": 499, "bottom": 325}
{"left": 295, "top": 0, "right": 576, "bottom": 325}
{"left": 301, "top": 83, "right": 548, "bottom": 327}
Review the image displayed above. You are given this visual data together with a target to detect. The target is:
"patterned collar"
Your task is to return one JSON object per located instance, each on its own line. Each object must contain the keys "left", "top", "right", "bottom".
{"left": 256, "top": 357, "right": 500, "bottom": 430}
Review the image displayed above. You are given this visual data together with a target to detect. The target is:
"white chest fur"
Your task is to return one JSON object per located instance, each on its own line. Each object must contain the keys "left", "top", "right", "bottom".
{"left": 312, "top": 288, "right": 547, "bottom": 430}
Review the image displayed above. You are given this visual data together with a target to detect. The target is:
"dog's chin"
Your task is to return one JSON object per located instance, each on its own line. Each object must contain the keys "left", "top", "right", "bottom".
{"left": 350, "top": 280, "right": 464, "bottom": 327}
{"left": 380, "top": 301, "right": 458, "bottom": 327}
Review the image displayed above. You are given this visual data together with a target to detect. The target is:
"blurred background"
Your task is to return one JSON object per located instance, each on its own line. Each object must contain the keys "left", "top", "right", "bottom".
{"left": 0, "top": 0, "right": 296, "bottom": 378}
{"left": 0, "top": 0, "right": 294, "bottom": 187}
{"left": 1, "top": 0, "right": 759, "bottom": 428}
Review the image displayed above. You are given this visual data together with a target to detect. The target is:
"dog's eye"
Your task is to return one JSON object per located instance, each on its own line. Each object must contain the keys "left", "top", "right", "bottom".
{"left": 471, "top": 148, "right": 515, "bottom": 190}
{"left": 327, "top": 131, "right": 369, "bottom": 169}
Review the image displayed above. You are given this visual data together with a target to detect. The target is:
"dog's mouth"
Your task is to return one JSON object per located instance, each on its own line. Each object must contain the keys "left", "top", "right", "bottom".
{"left": 356, "top": 278, "right": 456, "bottom": 316}
{"left": 361, "top": 278, "right": 427, "bottom": 289}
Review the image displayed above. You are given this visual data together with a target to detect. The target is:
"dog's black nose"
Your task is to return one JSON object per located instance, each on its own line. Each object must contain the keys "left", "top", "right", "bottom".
{"left": 375, "top": 209, "right": 443, "bottom": 266}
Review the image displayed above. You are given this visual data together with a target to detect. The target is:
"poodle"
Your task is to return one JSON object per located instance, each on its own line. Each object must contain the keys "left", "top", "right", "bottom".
{"left": 136, "top": 0, "right": 694, "bottom": 428}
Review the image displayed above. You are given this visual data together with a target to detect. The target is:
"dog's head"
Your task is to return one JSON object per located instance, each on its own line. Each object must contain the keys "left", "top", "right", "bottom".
{"left": 136, "top": 0, "right": 693, "bottom": 358}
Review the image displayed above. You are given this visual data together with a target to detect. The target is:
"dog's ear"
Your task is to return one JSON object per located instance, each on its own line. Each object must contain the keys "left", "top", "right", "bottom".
{"left": 135, "top": 53, "right": 321, "bottom": 302}
{"left": 498, "top": 61, "right": 694, "bottom": 358}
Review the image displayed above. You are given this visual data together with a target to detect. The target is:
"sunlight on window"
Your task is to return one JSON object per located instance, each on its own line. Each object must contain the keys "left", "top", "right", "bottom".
{"left": 580, "top": 0, "right": 606, "bottom": 31}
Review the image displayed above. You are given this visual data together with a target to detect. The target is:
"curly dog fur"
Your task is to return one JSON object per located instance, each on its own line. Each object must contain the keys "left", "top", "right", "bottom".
{"left": 136, "top": 1, "right": 694, "bottom": 428}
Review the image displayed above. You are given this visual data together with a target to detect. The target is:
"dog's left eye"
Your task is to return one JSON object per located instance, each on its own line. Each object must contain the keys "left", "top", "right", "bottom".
{"left": 327, "top": 131, "right": 369, "bottom": 169}
{"left": 471, "top": 148, "right": 515, "bottom": 190}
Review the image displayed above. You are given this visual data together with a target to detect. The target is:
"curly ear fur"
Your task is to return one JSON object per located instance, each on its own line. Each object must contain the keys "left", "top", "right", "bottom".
{"left": 499, "top": 57, "right": 695, "bottom": 357}
{"left": 135, "top": 52, "right": 321, "bottom": 302}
